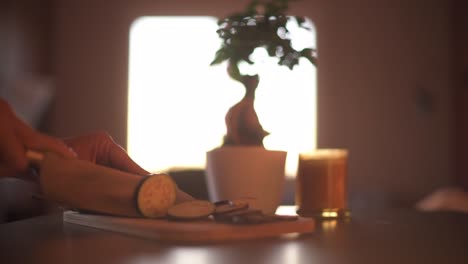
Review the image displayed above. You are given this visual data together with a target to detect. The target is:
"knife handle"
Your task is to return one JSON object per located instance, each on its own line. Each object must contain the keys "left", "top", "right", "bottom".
{"left": 26, "top": 149, "right": 45, "bottom": 166}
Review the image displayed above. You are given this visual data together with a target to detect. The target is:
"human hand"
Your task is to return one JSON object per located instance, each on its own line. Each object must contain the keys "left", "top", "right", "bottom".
{"left": 63, "top": 132, "right": 194, "bottom": 203}
{"left": 416, "top": 187, "right": 468, "bottom": 213}
{"left": 0, "top": 98, "right": 75, "bottom": 178}
{"left": 63, "top": 131, "right": 148, "bottom": 175}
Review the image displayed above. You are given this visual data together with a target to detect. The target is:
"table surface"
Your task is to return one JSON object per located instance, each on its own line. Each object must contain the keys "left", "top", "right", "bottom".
{"left": 1, "top": 208, "right": 468, "bottom": 264}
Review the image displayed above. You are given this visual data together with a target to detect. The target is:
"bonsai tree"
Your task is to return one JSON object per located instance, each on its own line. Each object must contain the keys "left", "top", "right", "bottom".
{"left": 211, "top": 0, "right": 317, "bottom": 147}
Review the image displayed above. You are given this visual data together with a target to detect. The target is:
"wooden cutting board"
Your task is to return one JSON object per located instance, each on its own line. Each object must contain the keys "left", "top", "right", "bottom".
{"left": 63, "top": 211, "right": 315, "bottom": 243}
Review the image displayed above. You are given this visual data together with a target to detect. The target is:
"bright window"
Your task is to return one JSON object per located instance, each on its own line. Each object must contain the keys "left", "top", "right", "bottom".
{"left": 128, "top": 16, "right": 316, "bottom": 177}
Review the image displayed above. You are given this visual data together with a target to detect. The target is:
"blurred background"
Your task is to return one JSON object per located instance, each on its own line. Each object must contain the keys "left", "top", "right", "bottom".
{"left": 0, "top": 0, "right": 467, "bottom": 221}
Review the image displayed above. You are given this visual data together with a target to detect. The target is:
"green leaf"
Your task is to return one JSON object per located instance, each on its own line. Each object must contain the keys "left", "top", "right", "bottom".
{"left": 267, "top": 45, "right": 277, "bottom": 57}
{"left": 211, "top": 0, "right": 318, "bottom": 71}
{"left": 210, "top": 48, "right": 229, "bottom": 65}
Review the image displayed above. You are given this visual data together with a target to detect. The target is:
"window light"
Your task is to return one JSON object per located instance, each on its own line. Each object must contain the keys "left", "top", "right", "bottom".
{"left": 128, "top": 16, "right": 316, "bottom": 177}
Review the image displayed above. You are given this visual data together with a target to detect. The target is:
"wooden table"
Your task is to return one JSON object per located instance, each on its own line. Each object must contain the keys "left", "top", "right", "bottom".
{"left": 1, "top": 208, "right": 468, "bottom": 264}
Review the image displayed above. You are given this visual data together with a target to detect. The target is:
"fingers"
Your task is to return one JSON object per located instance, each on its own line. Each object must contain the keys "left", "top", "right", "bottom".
{"left": 0, "top": 98, "right": 75, "bottom": 178}
{"left": 68, "top": 131, "right": 148, "bottom": 175}
{"left": 95, "top": 132, "right": 148, "bottom": 175}
{"left": 0, "top": 124, "right": 29, "bottom": 175}
{"left": 105, "top": 142, "right": 149, "bottom": 175}
{"left": 14, "top": 117, "right": 76, "bottom": 159}
{"left": 0, "top": 101, "right": 29, "bottom": 176}
{"left": 62, "top": 134, "right": 97, "bottom": 162}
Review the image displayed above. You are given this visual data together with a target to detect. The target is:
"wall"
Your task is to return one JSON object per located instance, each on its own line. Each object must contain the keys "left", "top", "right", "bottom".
{"left": 0, "top": 0, "right": 55, "bottom": 130}
{"left": 48, "top": 0, "right": 453, "bottom": 208}
{"left": 453, "top": 1, "right": 468, "bottom": 189}
{"left": 310, "top": 1, "right": 453, "bottom": 207}
{"left": 0, "top": 0, "right": 53, "bottom": 90}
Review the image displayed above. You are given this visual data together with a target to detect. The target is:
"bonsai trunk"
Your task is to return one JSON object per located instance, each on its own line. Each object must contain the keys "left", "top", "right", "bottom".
{"left": 223, "top": 74, "right": 269, "bottom": 147}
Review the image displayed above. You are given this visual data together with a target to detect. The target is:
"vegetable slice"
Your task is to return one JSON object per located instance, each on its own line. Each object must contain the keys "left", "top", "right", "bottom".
{"left": 136, "top": 174, "right": 177, "bottom": 218}
{"left": 167, "top": 200, "right": 215, "bottom": 220}
{"left": 214, "top": 199, "right": 249, "bottom": 215}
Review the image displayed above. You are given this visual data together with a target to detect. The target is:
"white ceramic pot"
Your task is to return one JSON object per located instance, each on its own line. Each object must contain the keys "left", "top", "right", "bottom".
{"left": 205, "top": 146, "right": 287, "bottom": 214}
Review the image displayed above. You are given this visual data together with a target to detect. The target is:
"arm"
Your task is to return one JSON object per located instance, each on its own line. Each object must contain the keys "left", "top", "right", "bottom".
{"left": 0, "top": 98, "right": 193, "bottom": 203}
{"left": 0, "top": 98, "right": 75, "bottom": 178}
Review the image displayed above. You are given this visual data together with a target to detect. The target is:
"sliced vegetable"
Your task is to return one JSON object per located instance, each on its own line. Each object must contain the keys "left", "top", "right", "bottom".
{"left": 167, "top": 200, "right": 215, "bottom": 220}
{"left": 136, "top": 174, "right": 177, "bottom": 218}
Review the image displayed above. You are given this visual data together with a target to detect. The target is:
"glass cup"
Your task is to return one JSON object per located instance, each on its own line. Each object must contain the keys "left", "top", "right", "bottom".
{"left": 295, "top": 149, "right": 350, "bottom": 219}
